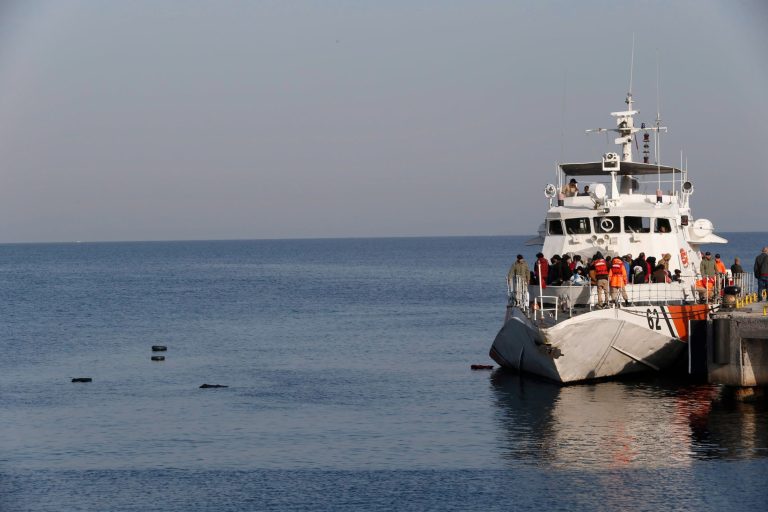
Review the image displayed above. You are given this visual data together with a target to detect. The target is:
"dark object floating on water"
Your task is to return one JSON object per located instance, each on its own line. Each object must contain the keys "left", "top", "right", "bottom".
{"left": 199, "top": 383, "right": 228, "bottom": 389}
{"left": 151, "top": 356, "right": 165, "bottom": 361}
{"left": 152, "top": 345, "right": 168, "bottom": 352}
{"left": 71, "top": 377, "right": 92, "bottom": 383}
{"left": 470, "top": 364, "right": 494, "bottom": 370}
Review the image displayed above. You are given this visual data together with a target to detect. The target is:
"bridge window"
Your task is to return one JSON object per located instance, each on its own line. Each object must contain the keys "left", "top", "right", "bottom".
{"left": 564, "top": 217, "right": 591, "bottom": 234}
{"left": 624, "top": 216, "right": 651, "bottom": 233}
{"left": 655, "top": 218, "right": 672, "bottom": 233}
{"left": 593, "top": 216, "right": 621, "bottom": 234}
{"left": 548, "top": 220, "right": 564, "bottom": 235}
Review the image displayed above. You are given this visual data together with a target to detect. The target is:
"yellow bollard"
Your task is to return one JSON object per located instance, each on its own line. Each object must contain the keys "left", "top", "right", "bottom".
{"left": 736, "top": 299, "right": 743, "bottom": 308}
{"left": 764, "top": 305, "right": 767, "bottom": 316}
{"left": 746, "top": 295, "right": 751, "bottom": 305}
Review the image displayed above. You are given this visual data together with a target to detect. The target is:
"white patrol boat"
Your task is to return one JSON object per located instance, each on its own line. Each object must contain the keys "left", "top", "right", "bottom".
{"left": 490, "top": 89, "right": 749, "bottom": 384}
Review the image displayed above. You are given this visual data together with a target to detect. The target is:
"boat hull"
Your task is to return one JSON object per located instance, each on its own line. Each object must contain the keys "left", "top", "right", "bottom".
{"left": 490, "top": 304, "right": 710, "bottom": 384}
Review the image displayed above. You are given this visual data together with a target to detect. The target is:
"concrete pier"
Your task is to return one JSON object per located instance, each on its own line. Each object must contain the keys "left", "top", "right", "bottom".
{"left": 692, "top": 302, "right": 768, "bottom": 387}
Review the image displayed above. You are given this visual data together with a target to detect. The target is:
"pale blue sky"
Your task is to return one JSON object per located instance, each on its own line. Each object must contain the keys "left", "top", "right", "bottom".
{"left": 0, "top": 1, "right": 766, "bottom": 242}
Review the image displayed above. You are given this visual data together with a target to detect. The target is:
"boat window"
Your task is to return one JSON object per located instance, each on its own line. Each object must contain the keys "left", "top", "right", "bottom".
{"left": 593, "top": 216, "right": 621, "bottom": 234}
{"left": 655, "top": 218, "right": 672, "bottom": 233}
{"left": 548, "top": 220, "right": 564, "bottom": 235}
{"left": 624, "top": 216, "right": 651, "bottom": 233}
{"left": 564, "top": 217, "right": 591, "bottom": 234}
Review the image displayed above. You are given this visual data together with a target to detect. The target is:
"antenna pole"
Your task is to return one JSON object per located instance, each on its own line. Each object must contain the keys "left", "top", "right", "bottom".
{"left": 629, "top": 33, "right": 635, "bottom": 97}
{"left": 656, "top": 50, "right": 661, "bottom": 191}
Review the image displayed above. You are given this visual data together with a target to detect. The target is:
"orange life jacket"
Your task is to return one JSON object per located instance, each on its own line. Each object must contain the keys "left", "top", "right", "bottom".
{"left": 593, "top": 258, "right": 608, "bottom": 277}
{"left": 715, "top": 260, "right": 726, "bottom": 274}
{"left": 609, "top": 258, "right": 626, "bottom": 287}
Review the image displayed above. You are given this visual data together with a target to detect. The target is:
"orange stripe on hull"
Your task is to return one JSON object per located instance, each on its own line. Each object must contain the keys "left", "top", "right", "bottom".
{"left": 666, "top": 304, "right": 709, "bottom": 341}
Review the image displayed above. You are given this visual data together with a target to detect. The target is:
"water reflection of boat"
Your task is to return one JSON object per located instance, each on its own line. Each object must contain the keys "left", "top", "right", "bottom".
{"left": 490, "top": 371, "right": 768, "bottom": 468}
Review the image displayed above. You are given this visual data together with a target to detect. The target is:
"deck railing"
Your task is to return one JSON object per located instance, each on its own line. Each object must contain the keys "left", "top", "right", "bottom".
{"left": 507, "top": 272, "right": 757, "bottom": 321}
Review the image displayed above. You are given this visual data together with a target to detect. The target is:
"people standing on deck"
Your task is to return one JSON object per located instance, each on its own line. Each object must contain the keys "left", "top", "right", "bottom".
{"left": 700, "top": 251, "right": 717, "bottom": 278}
{"left": 534, "top": 252, "right": 549, "bottom": 288}
{"left": 731, "top": 257, "right": 744, "bottom": 275}
{"left": 672, "top": 269, "right": 682, "bottom": 283}
{"left": 548, "top": 255, "right": 562, "bottom": 285}
{"left": 591, "top": 252, "right": 610, "bottom": 308}
{"left": 714, "top": 254, "right": 726, "bottom": 275}
{"left": 559, "top": 255, "right": 573, "bottom": 283}
{"left": 631, "top": 253, "right": 649, "bottom": 284}
{"left": 507, "top": 255, "right": 530, "bottom": 287}
{"left": 646, "top": 256, "right": 657, "bottom": 281}
{"left": 755, "top": 247, "right": 768, "bottom": 301}
{"left": 660, "top": 253, "right": 672, "bottom": 273}
{"left": 651, "top": 264, "right": 671, "bottom": 284}
{"left": 700, "top": 251, "right": 718, "bottom": 295}
{"left": 609, "top": 256, "right": 629, "bottom": 307}
{"left": 622, "top": 255, "right": 632, "bottom": 282}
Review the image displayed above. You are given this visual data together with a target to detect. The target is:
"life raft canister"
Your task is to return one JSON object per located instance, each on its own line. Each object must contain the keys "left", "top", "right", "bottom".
{"left": 680, "top": 248, "right": 689, "bottom": 267}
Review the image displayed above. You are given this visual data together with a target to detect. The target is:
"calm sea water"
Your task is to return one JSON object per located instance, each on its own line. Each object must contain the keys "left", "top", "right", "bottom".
{"left": 1, "top": 234, "right": 767, "bottom": 511}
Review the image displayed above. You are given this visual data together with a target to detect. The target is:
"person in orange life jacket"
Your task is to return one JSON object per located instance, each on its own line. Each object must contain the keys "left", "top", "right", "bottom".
{"left": 534, "top": 252, "right": 549, "bottom": 288}
{"left": 609, "top": 256, "right": 630, "bottom": 307}
{"left": 714, "top": 254, "right": 726, "bottom": 275}
{"left": 591, "top": 252, "right": 610, "bottom": 308}
{"left": 695, "top": 274, "right": 715, "bottom": 302}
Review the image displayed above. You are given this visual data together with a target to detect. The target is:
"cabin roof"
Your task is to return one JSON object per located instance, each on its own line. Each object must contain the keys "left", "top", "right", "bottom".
{"left": 560, "top": 161, "right": 681, "bottom": 176}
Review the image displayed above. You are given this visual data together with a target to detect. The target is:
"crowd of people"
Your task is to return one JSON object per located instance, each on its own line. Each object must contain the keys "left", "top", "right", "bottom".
{"left": 507, "top": 249, "right": 758, "bottom": 308}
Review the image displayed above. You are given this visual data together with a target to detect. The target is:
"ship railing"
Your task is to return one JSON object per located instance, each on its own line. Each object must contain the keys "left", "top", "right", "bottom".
{"left": 517, "top": 273, "right": 759, "bottom": 318}
{"left": 508, "top": 275, "right": 564, "bottom": 321}
{"left": 711, "top": 272, "right": 756, "bottom": 303}
{"left": 728, "top": 272, "right": 756, "bottom": 296}
{"left": 534, "top": 295, "right": 559, "bottom": 322}
{"left": 622, "top": 282, "right": 691, "bottom": 306}
{"left": 507, "top": 275, "right": 531, "bottom": 312}
{"left": 524, "top": 282, "right": 592, "bottom": 318}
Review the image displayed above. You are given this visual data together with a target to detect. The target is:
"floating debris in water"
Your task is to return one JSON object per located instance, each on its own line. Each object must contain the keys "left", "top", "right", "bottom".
{"left": 71, "top": 377, "right": 92, "bottom": 383}
{"left": 470, "top": 364, "right": 494, "bottom": 370}
{"left": 151, "top": 345, "right": 168, "bottom": 352}
{"left": 199, "top": 383, "right": 228, "bottom": 388}
{"left": 151, "top": 355, "right": 165, "bottom": 361}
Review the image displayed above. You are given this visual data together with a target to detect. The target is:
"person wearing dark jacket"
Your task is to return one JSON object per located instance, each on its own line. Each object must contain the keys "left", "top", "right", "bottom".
{"left": 548, "top": 255, "right": 562, "bottom": 285}
{"left": 755, "top": 247, "right": 768, "bottom": 301}
{"left": 731, "top": 257, "right": 744, "bottom": 275}
{"left": 560, "top": 255, "right": 573, "bottom": 283}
